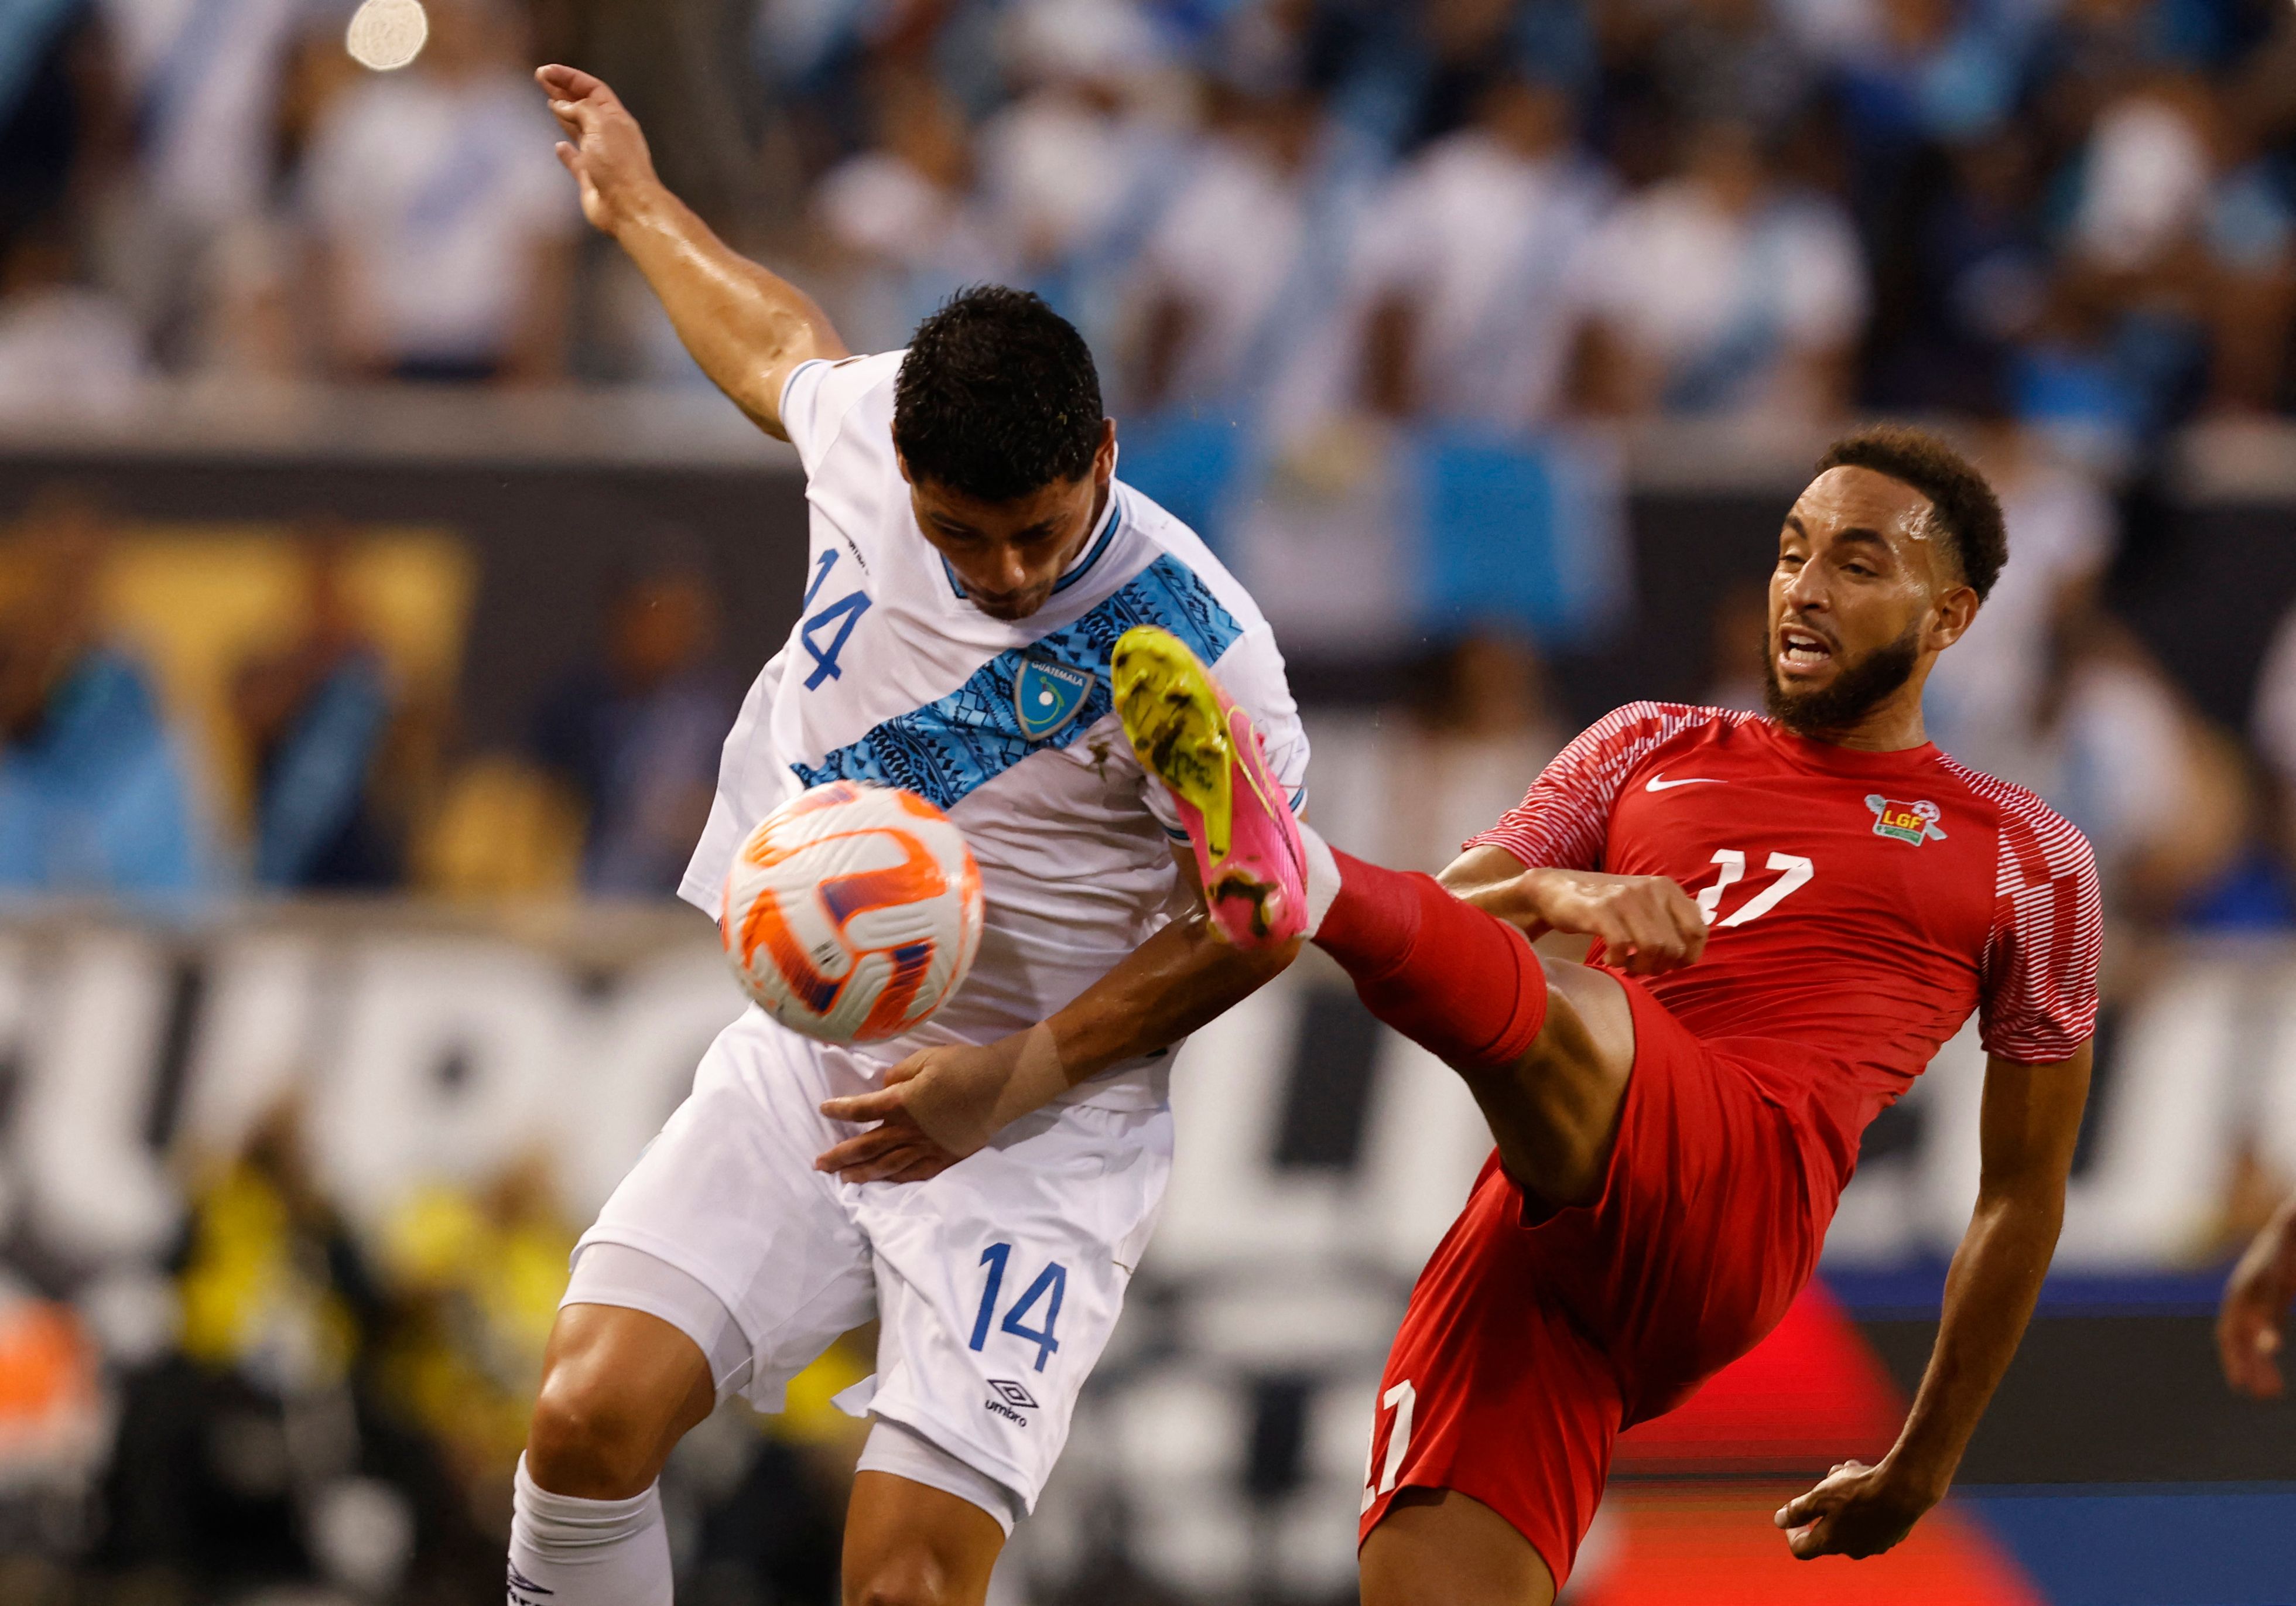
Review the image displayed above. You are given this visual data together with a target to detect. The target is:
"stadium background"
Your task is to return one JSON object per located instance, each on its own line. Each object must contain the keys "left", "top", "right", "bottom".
{"left": 5, "top": 0, "right": 2296, "bottom": 1601}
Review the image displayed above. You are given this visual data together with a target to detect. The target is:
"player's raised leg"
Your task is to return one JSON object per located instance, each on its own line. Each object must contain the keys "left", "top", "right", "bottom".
{"left": 841, "top": 1472, "right": 1006, "bottom": 1606}
{"left": 1115, "top": 624, "right": 1640, "bottom": 1207}
{"left": 1361, "top": 1490, "right": 1555, "bottom": 1606}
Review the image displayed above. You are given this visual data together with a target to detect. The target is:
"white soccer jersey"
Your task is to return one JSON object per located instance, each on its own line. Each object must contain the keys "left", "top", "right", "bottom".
{"left": 680, "top": 350, "right": 1309, "bottom": 1109}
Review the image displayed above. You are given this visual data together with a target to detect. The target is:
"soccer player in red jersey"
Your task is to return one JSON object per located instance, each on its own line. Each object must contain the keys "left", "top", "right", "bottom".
{"left": 1113, "top": 425, "right": 2103, "bottom": 1604}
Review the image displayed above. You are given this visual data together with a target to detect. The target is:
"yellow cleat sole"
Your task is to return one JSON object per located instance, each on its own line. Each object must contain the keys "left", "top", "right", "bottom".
{"left": 1112, "top": 626, "right": 1234, "bottom": 859}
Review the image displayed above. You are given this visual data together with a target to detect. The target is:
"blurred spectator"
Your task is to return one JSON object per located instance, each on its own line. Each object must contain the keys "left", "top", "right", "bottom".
{"left": 2008, "top": 609, "right": 2244, "bottom": 917}
{"left": 99, "top": 1100, "right": 410, "bottom": 1601}
{"left": 0, "top": 209, "right": 147, "bottom": 408}
{"left": 810, "top": 65, "right": 998, "bottom": 354}
{"left": 1924, "top": 417, "right": 2118, "bottom": 777}
{"left": 1653, "top": 0, "right": 1818, "bottom": 141}
{"left": 531, "top": 551, "right": 734, "bottom": 896}
{"left": 0, "top": 486, "right": 206, "bottom": 896}
{"left": 1567, "top": 119, "right": 1867, "bottom": 420}
{"left": 1703, "top": 579, "right": 1773, "bottom": 713}
{"left": 1830, "top": 0, "right": 2030, "bottom": 158}
{"left": 0, "top": 0, "right": 124, "bottom": 258}
{"left": 231, "top": 521, "right": 423, "bottom": 890}
{"left": 1862, "top": 127, "right": 2051, "bottom": 412}
{"left": 1121, "top": 83, "right": 1329, "bottom": 415}
{"left": 974, "top": 0, "right": 1186, "bottom": 306}
{"left": 1389, "top": 631, "right": 1569, "bottom": 869}
{"left": 1343, "top": 72, "right": 1610, "bottom": 428}
{"left": 2039, "top": 80, "right": 2295, "bottom": 429}
{"left": 299, "top": 0, "right": 577, "bottom": 382}
{"left": 374, "top": 1160, "right": 571, "bottom": 1511}
{"left": 98, "top": 0, "right": 329, "bottom": 366}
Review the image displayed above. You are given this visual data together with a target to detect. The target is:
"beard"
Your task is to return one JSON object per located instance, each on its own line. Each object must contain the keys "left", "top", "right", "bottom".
{"left": 1763, "top": 619, "right": 1922, "bottom": 736}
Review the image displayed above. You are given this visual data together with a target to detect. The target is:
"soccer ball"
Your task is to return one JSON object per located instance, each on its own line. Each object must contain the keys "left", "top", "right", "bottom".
{"left": 720, "top": 781, "right": 985, "bottom": 1043}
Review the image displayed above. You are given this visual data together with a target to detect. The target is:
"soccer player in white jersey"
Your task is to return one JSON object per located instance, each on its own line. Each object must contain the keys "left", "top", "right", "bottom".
{"left": 509, "top": 66, "right": 1310, "bottom": 1606}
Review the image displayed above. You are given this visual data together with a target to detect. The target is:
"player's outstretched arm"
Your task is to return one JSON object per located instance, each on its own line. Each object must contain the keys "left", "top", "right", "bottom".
{"left": 536, "top": 64, "right": 844, "bottom": 438}
{"left": 1778, "top": 1045, "right": 2092, "bottom": 1560}
{"left": 1439, "top": 845, "right": 1708, "bottom": 976}
{"left": 2220, "top": 1191, "right": 2296, "bottom": 1398}
{"left": 811, "top": 850, "right": 1297, "bottom": 1183}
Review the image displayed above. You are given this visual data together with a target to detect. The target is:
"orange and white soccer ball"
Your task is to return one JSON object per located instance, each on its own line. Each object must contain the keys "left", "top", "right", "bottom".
{"left": 720, "top": 781, "right": 985, "bottom": 1043}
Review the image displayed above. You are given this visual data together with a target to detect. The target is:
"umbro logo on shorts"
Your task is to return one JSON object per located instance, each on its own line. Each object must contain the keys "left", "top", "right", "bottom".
{"left": 985, "top": 1378, "right": 1038, "bottom": 1424}
{"left": 507, "top": 1563, "right": 556, "bottom": 1604}
{"left": 987, "top": 1378, "right": 1039, "bottom": 1409}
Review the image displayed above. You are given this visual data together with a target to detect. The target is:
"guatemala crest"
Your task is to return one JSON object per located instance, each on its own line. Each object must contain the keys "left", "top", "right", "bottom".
{"left": 1014, "top": 656, "right": 1094, "bottom": 742}
{"left": 1867, "top": 795, "right": 1946, "bottom": 845}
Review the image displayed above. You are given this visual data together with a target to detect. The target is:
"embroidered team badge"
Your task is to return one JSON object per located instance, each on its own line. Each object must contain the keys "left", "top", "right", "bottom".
{"left": 1014, "top": 657, "right": 1094, "bottom": 741}
{"left": 1867, "top": 795, "right": 1946, "bottom": 845}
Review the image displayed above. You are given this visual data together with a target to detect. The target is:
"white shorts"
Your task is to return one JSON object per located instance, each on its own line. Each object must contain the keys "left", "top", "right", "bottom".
{"left": 574, "top": 1009, "right": 1173, "bottom": 1515}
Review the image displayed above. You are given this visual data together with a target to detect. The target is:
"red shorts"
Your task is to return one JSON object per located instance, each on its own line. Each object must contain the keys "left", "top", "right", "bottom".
{"left": 1356, "top": 979, "right": 1829, "bottom": 1588}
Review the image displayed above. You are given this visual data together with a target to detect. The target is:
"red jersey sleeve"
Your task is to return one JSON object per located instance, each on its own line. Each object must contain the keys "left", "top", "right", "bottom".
{"left": 1949, "top": 763, "right": 2104, "bottom": 1062}
{"left": 1466, "top": 702, "right": 1752, "bottom": 871}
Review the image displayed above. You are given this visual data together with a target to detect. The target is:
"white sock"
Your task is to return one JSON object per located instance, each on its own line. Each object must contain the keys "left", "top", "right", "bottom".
{"left": 1299, "top": 823, "right": 1342, "bottom": 939}
{"left": 509, "top": 1454, "right": 673, "bottom": 1606}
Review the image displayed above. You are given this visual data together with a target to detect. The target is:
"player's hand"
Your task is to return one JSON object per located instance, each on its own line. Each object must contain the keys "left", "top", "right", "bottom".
{"left": 535, "top": 64, "right": 663, "bottom": 235}
{"left": 1512, "top": 867, "right": 1707, "bottom": 975}
{"left": 2219, "top": 1200, "right": 2296, "bottom": 1398}
{"left": 1773, "top": 1459, "right": 1936, "bottom": 1560}
{"left": 813, "top": 1041, "right": 1014, "bottom": 1185}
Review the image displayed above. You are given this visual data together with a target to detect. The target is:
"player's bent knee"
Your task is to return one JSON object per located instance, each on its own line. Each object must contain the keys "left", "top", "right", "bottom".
{"left": 525, "top": 1309, "right": 712, "bottom": 1500}
{"left": 525, "top": 1369, "right": 665, "bottom": 1499}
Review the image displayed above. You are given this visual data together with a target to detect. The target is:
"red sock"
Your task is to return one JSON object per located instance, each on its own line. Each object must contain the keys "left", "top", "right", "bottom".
{"left": 1315, "top": 848, "right": 1549, "bottom": 1069}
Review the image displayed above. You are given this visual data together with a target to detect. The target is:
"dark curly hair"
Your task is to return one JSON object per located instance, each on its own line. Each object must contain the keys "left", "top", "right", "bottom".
{"left": 892, "top": 286, "right": 1104, "bottom": 503}
{"left": 1813, "top": 426, "right": 2007, "bottom": 602}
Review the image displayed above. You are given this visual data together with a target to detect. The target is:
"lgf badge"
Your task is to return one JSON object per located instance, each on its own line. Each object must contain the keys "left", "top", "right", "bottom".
{"left": 1867, "top": 795, "right": 1946, "bottom": 845}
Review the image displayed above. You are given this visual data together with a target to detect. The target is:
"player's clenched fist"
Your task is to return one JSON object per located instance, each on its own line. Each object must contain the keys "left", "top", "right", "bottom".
{"left": 1773, "top": 1458, "right": 1936, "bottom": 1560}
{"left": 1504, "top": 866, "right": 1709, "bottom": 975}
{"left": 535, "top": 64, "right": 661, "bottom": 235}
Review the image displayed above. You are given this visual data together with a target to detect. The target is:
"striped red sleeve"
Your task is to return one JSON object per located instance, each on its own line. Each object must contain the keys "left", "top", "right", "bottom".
{"left": 1466, "top": 702, "right": 1748, "bottom": 872}
{"left": 1951, "top": 763, "right": 2104, "bottom": 1062}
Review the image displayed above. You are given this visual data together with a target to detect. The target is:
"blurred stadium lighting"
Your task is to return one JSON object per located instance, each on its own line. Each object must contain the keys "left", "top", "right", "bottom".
{"left": 345, "top": 0, "right": 428, "bottom": 73}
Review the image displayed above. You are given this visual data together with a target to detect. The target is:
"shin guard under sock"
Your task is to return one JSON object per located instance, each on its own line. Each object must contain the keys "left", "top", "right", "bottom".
{"left": 509, "top": 1455, "right": 673, "bottom": 1606}
{"left": 1312, "top": 843, "right": 1549, "bottom": 1068}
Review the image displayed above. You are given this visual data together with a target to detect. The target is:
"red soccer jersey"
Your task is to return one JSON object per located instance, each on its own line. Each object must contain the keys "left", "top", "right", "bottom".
{"left": 1468, "top": 702, "right": 2102, "bottom": 1190}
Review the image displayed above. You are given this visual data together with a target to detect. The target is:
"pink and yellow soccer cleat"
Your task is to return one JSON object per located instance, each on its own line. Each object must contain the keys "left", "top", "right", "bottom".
{"left": 1112, "top": 624, "right": 1306, "bottom": 947}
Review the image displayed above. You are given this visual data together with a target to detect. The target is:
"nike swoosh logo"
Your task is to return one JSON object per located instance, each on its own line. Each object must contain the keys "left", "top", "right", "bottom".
{"left": 1645, "top": 774, "right": 1723, "bottom": 791}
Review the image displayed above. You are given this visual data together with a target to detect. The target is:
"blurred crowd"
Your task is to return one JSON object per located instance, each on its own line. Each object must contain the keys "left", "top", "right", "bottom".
{"left": 5, "top": 447, "right": 2296, "bottom": 939}
{"left": 0, "top": 0, "right": 2290, "bottom": 440}
{"left": 0, "top": 1086, "right": 864, "bottom": 1606}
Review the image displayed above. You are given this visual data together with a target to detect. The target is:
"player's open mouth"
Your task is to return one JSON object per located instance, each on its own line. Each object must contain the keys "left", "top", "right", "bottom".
{"left": 1777, "top": 626, "right": 1833, "bottom": 673}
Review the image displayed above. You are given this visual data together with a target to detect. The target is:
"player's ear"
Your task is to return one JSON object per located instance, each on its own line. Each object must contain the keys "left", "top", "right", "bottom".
{"left": 1928, "top": 583, "right": 1980, "bottom": 652}
{"left": 1094, "top": 418, "right": 1117, "bottom": 481}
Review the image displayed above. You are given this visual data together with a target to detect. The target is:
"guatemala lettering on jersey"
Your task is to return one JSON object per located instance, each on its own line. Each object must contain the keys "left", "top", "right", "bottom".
{"left": 1467, "top": 701, "right": 2103, "bottom": 1190}
{"left": 791, "top": 555, "right": 1243, "bottom": 809}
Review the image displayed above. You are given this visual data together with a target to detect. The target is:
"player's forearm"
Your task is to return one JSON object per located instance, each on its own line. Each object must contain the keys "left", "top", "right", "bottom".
{"left": 969, "top": 916, "right": 1296, "bottom": 1133}
{"left": 1046, "top": 914, "right": 1296, "bottom": 1087}
{"left": 607, "top": 186, "right": 841, "bottom": 435}
{"left": 1886, "top": 1184, "right": 2064, "bottom": 1499}
{"left": 1438, "top": 846, "right": 1553, "bottom": 939}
